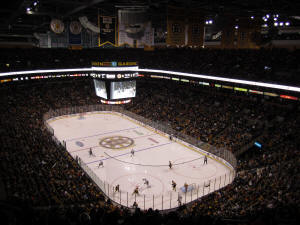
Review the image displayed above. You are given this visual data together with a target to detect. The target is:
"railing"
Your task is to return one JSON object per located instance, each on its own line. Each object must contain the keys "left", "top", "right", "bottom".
{"left": 44, "top": 104, "right": 237, "bottom": 211}
{"left": 79, "top": 158, "right": 235, "bottom": 211}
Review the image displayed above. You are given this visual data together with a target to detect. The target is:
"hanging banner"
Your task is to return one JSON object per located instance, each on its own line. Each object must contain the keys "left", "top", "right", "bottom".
{"left": 79, "top": 16, "right": 100, "bottom": 33}
{"left": 69, "top": 21, "right": 82, "bottom": 45}
{"left": 118, "top": 10, "right": 153, "bottom": 48}
{"left": 167, "top": 6, "right": 185, "bottom": 46}
{"left": 50, "top": 19, "right": 64, "bottom": 34}
{"left": 99, "top": 16, "right": 116, "bottom": 46}
{"left": 187, "top": 11, "right": 204, "bottom": 46}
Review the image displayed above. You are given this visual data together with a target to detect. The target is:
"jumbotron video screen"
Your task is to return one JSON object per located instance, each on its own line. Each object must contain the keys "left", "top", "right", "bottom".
{"left": 110, "top": 80, "right": 136, "bottom": 100}
{"left": 93, "top": 78, "right": 136, "bottom": 101}
{"left": 93, "top": 79, "right": 108, "bottom": 99}
{"left": 91, "top": 63, "right": 138, "bottom": 102}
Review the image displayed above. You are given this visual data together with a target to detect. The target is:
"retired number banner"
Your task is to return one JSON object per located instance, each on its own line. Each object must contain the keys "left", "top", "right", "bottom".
{"left": 99, "top": 16, "right": 116, "bottom": 46}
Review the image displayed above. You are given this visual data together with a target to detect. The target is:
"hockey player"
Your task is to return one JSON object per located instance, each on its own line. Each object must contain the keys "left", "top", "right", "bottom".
{"left": 143, "top": 178, "right": 150, "bottom": 188}
{"left": 204, "top": 181, "right": 210, "bottom": 187}
{"left": 169, "top": 161, "right": 173, "bottom": 169}
{"left": 89, "top": 148, "right": 93, "bottom": 157}
{"left": 131, "top": 148, "right": 135, "bottom": 157}
{"left": 203, "top": 155, "right": 208, "bottom": 165}
{"left": 115, "top": 184, "right": 120, "bottom": 192}
{"left": 172, "top": 180, "right": 177, "bottom": 191}
{"left": 98, "top": 160, "right": 103, "bottom": 168}
{"left": 133, "top": 186, "right": 139, "bottom": 195}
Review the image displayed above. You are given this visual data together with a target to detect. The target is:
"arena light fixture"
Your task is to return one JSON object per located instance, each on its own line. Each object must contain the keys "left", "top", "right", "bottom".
{"left": 0, "top": 68, "right": 93, "bottom": 76}
{"left": 1, "top": 67, "right": 300, "bottom": 93}
{"left": 137, "top": 69, "right": 300, "bottom": 92}
{"left": 285, "top": 22, "right": 290, "bottom": 26}
{"left": 274, "top": 22, "right": 278, "bottom": 26}
{"left": 26, "top": 8, "right": 33, "bottom": 15}
{"left": 0, "top": 66, "right": 139, "bottom": 76}
{"left": 205, "top": 20, "right": 213, "bottom": 25}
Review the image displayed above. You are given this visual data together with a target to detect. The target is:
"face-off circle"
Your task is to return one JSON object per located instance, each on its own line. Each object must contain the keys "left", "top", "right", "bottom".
{"left": 99, "top": 136, "right": 134, "bottom": 149}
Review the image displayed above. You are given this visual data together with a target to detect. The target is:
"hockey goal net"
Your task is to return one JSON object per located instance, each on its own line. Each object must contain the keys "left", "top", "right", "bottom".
{"left": 180, "top": 183, "right": 197, "bottom": 193}
{"left": 78, "top": 113, "right": 86, "bottom": 120}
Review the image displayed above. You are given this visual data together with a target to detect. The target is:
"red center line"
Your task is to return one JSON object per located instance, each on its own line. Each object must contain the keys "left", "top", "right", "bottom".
{"left": 69, "top": 133, "right": 158, "bottom": 153}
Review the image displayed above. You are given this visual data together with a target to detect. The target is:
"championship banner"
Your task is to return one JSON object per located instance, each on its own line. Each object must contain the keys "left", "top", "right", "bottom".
{"left": 187, "top": 13, "right": 204, "bottom": 46}
{"left": 68, "top": 21, "right": 82, "bottom": 46}
{"left": 98, "top": 16, "right": 116, "bottom": 46}
{"left": 167, "top": 6, "right": 185, "bottom": 46}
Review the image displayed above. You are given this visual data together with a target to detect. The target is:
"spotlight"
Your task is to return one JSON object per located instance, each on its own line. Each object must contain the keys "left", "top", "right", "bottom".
{"left": 209, "top": 20, "right": 213, "bottom": 24}
{"left": 285, "top": 22, "right": 290, "bottom": 26}
{"left": 26, "top": 7, "right": 33, "bottom": 14}
{"left": 250, "top": 16, "right": 254, "bottom": 19}
{"left": 234, "top": 25, "right": 239, "bottom": 29}
{"left": 274, "top": 22, "right": 278, "bottom": 26}
{"left": 279, "top": 22, "right": 284, "bottom": 26}
{"left": 33, "top": 1, "right": 38, "bottom": 6}
{"left": 266, "top": 14, "right": 270, "bottom": 18}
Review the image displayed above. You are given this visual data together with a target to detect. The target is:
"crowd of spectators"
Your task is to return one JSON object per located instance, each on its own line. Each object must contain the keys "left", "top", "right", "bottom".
{"left": 0, "top": 77, "right": 299, "bottom": 224}
{"left": 0, "top": 47, "right": 299, "bottom": 85}
{"left": 126, "top": 80, "right": 285, "bottom": 153}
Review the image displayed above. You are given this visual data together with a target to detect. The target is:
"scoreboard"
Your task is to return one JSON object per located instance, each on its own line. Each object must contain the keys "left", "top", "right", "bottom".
{"left": 93, "top": 79, "right": 136, "bottom": 100}
{"left": 91, "top": 62, "right": 138, "bottom": 103}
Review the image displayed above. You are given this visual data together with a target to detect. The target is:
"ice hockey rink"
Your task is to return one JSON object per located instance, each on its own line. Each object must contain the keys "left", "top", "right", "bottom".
{"left": 47, "top": 111, "right": 234, "bottom": 210}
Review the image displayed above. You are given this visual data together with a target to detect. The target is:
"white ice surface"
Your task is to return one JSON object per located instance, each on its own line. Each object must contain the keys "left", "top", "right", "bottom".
{"left": 48, "top": 112, "right": 233, "bottom": 210}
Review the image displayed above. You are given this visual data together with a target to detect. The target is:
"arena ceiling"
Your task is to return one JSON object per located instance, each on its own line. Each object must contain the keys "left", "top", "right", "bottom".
{"left": 0, "top": 0, "right": 299, "bottom": 38}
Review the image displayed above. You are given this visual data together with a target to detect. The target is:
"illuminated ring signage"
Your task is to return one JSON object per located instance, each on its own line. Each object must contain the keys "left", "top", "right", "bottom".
{"left": 1, "top": 67, "right": 300, "bottom": 93}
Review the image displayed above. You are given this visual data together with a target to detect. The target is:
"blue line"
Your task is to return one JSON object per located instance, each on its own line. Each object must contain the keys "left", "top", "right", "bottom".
{"left": 66, "top": 126, "right": 140, "bottom": 142}
{"left": 87, "top": 142, "right": 173, "bottom": 165}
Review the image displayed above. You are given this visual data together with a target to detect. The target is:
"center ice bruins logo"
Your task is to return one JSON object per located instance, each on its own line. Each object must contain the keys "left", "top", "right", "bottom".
{"left": 99, "top": 136, "right": 134, "bottom": 149}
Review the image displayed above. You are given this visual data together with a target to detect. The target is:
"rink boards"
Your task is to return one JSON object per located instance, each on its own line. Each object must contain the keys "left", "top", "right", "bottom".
{"left": 47, "top": 111, "right": 234, "bottom": 210}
